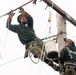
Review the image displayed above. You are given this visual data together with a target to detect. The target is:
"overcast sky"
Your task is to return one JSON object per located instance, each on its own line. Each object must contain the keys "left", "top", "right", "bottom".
{"left": 0, "top": 0, "right": 76, "bottom": 75}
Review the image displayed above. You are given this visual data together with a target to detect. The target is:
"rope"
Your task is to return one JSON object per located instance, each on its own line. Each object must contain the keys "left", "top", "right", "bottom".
{"left": 28, "top": 42, "right": 45, "bottom": 64}
{"left": 0, "top": 56, "right": 24, "bottom": 66}
{"left": 28, "top": 43, "right": 45, "bottom": 75}
{"left": 46, "top": 5, "right": 53, "bottom": 38}
{"left": 28, "top": 50, "right": 40, "bottom": 64}
{"left": 0, "top": 28, "right": 9, "bottom": 59}
{"left": 36, "top": 43, "right": 45, "bottom": 75}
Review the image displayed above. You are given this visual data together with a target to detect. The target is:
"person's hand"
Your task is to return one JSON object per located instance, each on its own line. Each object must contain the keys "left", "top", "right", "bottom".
{"left": 8, "top": 10, "right": 15, "bottom": 18}
{"left": 19, "top": 7, "right": 25, "bottom": 15}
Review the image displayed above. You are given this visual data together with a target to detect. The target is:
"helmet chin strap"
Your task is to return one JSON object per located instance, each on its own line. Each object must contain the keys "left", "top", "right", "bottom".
{"left": 21, "top": 21, "right": 28, "bottom": 25}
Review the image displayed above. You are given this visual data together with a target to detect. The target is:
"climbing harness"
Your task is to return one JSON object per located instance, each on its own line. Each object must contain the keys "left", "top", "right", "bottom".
{"left": 27, "top": 38, "right": 45, "bottom": 64}
{"left": 64, "top": 62, "right": 76, "bottom": 75}
{"left": 66, "top": 47, "right": 73, "bottom": 58}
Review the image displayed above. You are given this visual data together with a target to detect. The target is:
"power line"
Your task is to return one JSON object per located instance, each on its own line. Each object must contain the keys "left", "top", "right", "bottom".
{"left": 0, "top": 56, "right": 24, "bottom": 67}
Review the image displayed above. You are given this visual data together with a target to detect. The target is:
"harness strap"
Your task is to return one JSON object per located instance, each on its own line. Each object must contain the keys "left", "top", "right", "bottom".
{"left": 26, "top": 37, "right": 46, "bottom": 63}
{"left": 64, "top": 62, "right": 76, "bottom": 75}
{"left": 66, "top": 47, "right": 73, "bottom": 58}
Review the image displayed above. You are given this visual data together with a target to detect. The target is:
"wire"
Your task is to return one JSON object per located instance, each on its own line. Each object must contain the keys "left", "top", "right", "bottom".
{"left": 0, "top": 56, "right": 24, "bottom": 67}
{"left": 0, "top": 29, "right": 9, "bottom": 59}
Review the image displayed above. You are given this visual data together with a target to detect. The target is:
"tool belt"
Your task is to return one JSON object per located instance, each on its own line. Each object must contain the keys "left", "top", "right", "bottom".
{"left": 26, "top": 37, "right": 45, "bottom": 58}
{"left": 64, "top": 62, "right": 76, "bottom": 75}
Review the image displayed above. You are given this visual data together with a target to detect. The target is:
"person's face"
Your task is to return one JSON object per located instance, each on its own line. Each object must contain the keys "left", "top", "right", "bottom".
{"left": 64, "top": 42, "right": 71, "bottom": 46}
{"left": 20, "top": 16, "right": 27, "bottom": 23}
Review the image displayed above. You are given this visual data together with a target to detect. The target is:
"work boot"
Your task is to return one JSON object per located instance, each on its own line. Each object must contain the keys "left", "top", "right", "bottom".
{"left": 24, "top": 51, "right": 28, "bottom": 58}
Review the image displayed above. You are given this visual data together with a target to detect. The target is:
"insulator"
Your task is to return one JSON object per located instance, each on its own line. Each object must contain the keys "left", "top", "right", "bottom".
{"left": 48, "top": 16, "right": 51, "bottom": 22}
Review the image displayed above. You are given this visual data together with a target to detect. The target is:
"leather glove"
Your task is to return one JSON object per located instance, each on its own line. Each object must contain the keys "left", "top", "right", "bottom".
{"left": 19, "top": 7, "right": 25, "bottom": 15}
{"left": 8, "top": 10, "right": 15, "bottom": 18}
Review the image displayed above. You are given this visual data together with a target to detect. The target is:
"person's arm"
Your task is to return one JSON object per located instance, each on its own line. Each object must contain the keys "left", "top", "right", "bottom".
{"left": 26, "top": 14, "right": 33, "bottom": 28}
{"left": 19, "top": 8, "right": 33, "bottom": 28}
{"left": 6, "top": 10, "right": 17, "bottom": 33}
{"left": 59, "top": 48, "right": 66, "bottom": 65}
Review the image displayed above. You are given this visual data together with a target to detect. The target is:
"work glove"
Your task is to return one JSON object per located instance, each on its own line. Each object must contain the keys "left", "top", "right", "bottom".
{"left": 19, "top": 7, "right": 25, "bottom": 15}
{"left": 8, "top": 10, "right": 15, "bottom": 18}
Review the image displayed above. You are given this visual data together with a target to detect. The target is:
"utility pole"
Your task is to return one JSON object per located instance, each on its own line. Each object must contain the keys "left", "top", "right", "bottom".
{"left": 56, "top": 13, "right": 67, "bottom": 54}
{"left": 56, "top": 13, "right": 67, "bottom": 75}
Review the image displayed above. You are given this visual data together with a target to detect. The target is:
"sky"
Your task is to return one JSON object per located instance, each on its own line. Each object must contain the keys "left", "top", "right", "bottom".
{"left": 0, "top": 0, "right": 76, "bottom": 75}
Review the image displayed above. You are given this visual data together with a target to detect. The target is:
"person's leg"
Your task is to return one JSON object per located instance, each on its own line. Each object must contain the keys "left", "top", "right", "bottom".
{"left": 24, "top": 45, "right": 28, "bottom": 58}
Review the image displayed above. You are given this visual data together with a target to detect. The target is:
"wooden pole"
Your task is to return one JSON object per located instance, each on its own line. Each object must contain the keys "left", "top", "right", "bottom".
{"left": 56, "top": 13, "right": 67, "bottom": 75}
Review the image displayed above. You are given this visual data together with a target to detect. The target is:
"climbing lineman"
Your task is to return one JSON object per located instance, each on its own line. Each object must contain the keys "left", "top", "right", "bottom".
{"left": 44, "top": 38, "right": 76, "bottom": 75}
{"left": 6, "top": 7, "right": 45, "bottom": 59}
